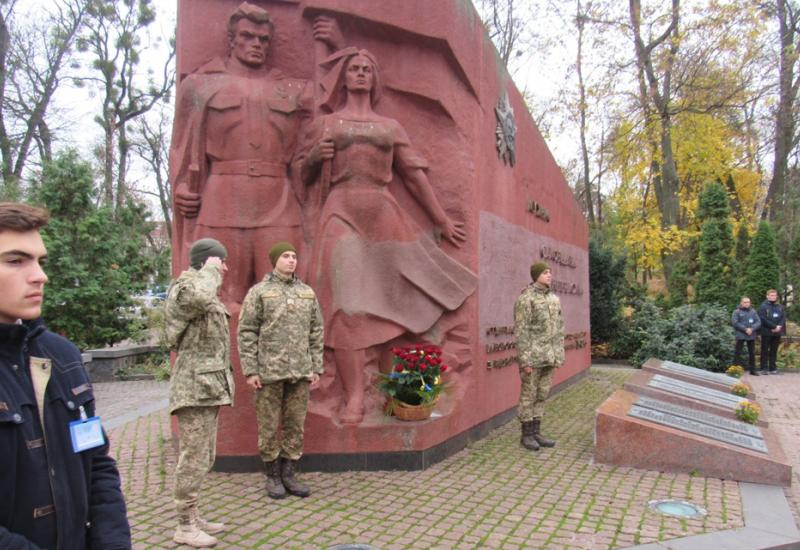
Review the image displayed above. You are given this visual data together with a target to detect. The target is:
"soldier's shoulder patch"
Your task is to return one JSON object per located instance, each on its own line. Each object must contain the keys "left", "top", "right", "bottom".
{"left": 261, "top": 288, "right": 282, "bottom": 299}
{"left": 296, "top": 287, "right": 316, "bottom": 299}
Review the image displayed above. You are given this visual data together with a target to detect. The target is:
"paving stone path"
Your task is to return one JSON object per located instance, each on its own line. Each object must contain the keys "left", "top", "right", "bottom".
{"left": 100, "top": 368, "right": 747, "bottom": 549}
{"left": 747, "top": 371, "right": 800, "bottom": 525}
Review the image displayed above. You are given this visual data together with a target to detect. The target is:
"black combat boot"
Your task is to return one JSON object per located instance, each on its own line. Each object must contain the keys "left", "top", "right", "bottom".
{"left": 264, "top": 459, "right": 287, "bottom": 499}
{"left": 532, "top": 418, "right": 556, "bottom": 448}
{"left": 520, "top": 421, "right": 540, "bottom": 451}
{"left": 281, "top": 458, "right": 311, "bottom": 497}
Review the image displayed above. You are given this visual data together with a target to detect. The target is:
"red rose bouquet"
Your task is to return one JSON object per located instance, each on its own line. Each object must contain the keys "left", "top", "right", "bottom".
{"left": 377, "top": 344, "right": 448, "bottom": 406}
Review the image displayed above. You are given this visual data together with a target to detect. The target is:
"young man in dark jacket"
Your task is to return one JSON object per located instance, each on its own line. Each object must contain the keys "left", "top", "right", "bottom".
{"left": 732, "top": 296, "right": 761, "bottom": 375}
{"left": 758, "top": 289, "right": 786, "bottom": 374}
{"left": 0, "top": 202, "right": 131, "bottom": 549}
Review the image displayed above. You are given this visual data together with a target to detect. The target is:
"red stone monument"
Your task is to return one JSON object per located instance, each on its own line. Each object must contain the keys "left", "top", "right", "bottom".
{"left": 171, "top": 0, "right": 590, "bottom": 470}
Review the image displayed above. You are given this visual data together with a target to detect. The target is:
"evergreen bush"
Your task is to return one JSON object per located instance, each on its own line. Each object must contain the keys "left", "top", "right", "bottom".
{"left": 735, "top": 223, "right": 750, "bottom": 266}
{"left": 632, "top": 303, "right": 733, "bottom": 371}
{"left": 695, "top": 182, "right": 734, "bottom": 306}
{"left": 740, "top": 220, "right": 780, "bottom": 303}
{"left": 609, "top": 299, "right": 663, "bottom": 359}
{"left": 31, "top": 151, "right": 160, "bottom": 349}
{"left": 589, "top": 238, "right": 626, "bottom": 343}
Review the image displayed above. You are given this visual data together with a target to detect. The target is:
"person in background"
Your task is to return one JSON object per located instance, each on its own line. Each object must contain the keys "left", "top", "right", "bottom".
{"left": 0, "top": 202, "right": 131, "bottom": 549}
{"left": 732, "top": 296, "right": 761, "bottom": 376}
{"left": 758, "top": 289, "right": 786, "bottom": 375}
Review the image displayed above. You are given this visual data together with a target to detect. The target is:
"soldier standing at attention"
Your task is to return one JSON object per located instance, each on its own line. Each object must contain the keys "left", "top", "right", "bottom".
{"left": 514, "top": 261, "right": 565, "bottom": 452}
{"left": 238, "top": 242, "right": 324, "bottom": 499}
{"left": 165, "top": 238, "right": 235, "bottom": 548}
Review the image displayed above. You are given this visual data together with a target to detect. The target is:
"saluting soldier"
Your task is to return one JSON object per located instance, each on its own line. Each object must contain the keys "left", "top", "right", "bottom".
{"left": 514, "top": 261, "right": 565, "bottom": 452}
{"left": 166, "top": 238, "right": 235, "bottom": 548}
{"left": 238, "top": 242, "right": 324, "bottom": 499}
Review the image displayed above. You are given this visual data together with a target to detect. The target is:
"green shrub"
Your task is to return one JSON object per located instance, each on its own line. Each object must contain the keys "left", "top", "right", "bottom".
{"left": 589, "top": 239, "right": 626, "bottom": 343}
{"left": 695, "top": 182, "right": 735, "bottom": 307}
{"left": 735, "top": 223, "right": 750, "bottom": 265}
{"left": 740, "top": 220, "right": 780, "bottom": 303}
{"left": 609, "top": 299, "right": 663, "bottom": 359}
{"left": 31, "top": 151, "right": 161, "bottom": 348}
{"left": 632, "top": 303, "right": 733, "bottom": 371}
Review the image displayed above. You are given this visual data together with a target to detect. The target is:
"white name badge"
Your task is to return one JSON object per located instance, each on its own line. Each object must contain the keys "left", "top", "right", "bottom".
{"left": 774, "top": 312, "right": 779, "bottom": 317}
{"left": 69, "top": 416, "right": 105, "bottom": 453}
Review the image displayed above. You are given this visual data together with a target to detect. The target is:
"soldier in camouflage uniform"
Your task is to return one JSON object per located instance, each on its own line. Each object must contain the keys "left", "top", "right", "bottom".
{"left": 514, "top": 261, "right": 565, "bottom": 452}
{"left": 166, "top": 238, "right": 235, "bottom": 548}
{"left": 238, "top": 242, "right": 324, "bottom": 499}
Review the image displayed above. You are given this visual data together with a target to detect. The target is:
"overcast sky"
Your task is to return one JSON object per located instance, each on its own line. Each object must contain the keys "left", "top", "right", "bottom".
{"left": 19, "top": 0, "right": 570, "bottom": 215}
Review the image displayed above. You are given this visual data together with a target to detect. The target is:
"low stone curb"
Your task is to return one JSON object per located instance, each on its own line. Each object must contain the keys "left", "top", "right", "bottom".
{"left": 625, "top": 482, "right": 800, "bottom": 549}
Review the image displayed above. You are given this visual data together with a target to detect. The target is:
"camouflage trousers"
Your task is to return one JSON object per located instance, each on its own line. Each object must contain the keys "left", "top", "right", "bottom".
{"left": 254, "top": 379, "right": 310, "bottom": 462}
{"left": 518, "top": 365, "right": 555, "bottom": 423}
{"left": 174, "top": 406, "right": 219, "bottom": 518}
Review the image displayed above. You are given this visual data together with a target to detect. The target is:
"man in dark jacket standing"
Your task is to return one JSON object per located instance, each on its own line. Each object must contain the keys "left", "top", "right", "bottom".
{"left": 758, "top": 289, "right": 786, "bottom": 374}
{"left": 0, "top": 202, "right": 131, "bottom": 549}
{"left": 732, "top": 296, "right": 761, "bottom": 375}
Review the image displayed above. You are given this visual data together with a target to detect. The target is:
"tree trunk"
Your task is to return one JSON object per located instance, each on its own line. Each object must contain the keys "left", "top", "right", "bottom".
{"left": 767, "top": 0, "right": 797, "bottom": 220}
{"left": 0, "top": 8, "right": 14, "bottom": 192}
{"left": 629, "top": 0, "right": 682, "bottom": 283}
{"left": 576, "top": 0, "right": 595, "bottom": 224}
{"left": 116, "top": 122, "right": 128, "bottom": 213}
{"left": 103, "top": 119, "right": 114, "bottom": 206}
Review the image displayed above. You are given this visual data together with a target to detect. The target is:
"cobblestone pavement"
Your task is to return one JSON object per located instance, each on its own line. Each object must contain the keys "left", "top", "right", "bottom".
{"left": 747, "top": 370, "right": 800, "bottom": 524}
{"left": 94, "top": 379, "right": 170, "bottom": 430}
{"left": 104, "top": 367, "right": 747, "bottom": 549}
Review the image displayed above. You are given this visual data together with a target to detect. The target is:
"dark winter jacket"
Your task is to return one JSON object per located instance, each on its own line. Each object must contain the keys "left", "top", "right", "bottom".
{"left": 731, "top": 306, "right": 761, "bottom": 340}
{"left": 758, "top": 299, "right": 786, "bottom": 336}
{"left": 0, "top": 319, "right": 131, "bottom": 550}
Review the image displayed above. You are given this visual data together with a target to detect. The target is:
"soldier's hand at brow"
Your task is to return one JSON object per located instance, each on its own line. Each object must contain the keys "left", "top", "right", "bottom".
{"left": 204, "top": 256, "right": 223, "bottom": 268}
{"left": 246, "top": 375, "right": 262, "bottom": 390}
{"left": 308, "top": 373, "right": 320, "bottom": 390}
{"left": 523, "top": 366, "right": 533, "bottom": 375}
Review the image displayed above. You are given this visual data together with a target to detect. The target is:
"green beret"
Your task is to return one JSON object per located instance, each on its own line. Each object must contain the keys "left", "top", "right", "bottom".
{"left": 530, "top": 261, "right": 550, "bottom": 282}
{"left": 190, "top": 238, "right": 227, "bottom": 269}
{"left": 269, "top": 241, "right": 297, "bottom": 266}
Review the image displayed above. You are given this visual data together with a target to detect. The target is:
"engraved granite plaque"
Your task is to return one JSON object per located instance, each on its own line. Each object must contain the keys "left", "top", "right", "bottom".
{"left": 635, "top": 396, "right": 762, "bottom": 438}
{"left": 628, "top": 405, "right": 768, "bottom": 453}
{"left": 649, "top": 375, "right": 745, "bottom": 408}
{"left": 660, "top": 360, "right": 736, "bottom": 387}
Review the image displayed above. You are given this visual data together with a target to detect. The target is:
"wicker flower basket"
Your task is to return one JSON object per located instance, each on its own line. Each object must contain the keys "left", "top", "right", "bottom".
{"left": 390, "top": 398, "right": 438, "bottom": 421}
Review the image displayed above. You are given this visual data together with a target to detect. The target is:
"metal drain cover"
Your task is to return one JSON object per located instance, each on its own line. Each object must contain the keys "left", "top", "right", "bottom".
{"left": 649, "top": 499, "right": 707, "bottom": 518}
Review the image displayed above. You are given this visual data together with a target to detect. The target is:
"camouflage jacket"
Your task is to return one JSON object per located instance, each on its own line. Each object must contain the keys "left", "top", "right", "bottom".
{"left": 514, "top": 282, "right": 565, "bottom": 370}
{"left": 238, "top": 271, "right": 324, "bottom": 383}
{"left": 165, "top": 263, "right": 234, "bottom": 414}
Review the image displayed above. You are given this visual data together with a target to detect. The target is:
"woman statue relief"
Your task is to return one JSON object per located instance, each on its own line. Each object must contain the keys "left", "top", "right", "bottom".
{"left": 300, "top": 48, "right": 477, "bottom": 424}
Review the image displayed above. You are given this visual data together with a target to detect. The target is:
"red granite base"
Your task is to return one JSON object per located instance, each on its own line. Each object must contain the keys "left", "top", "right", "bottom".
{"left": 595, "top": 390, "right": 791, "bottom": 486}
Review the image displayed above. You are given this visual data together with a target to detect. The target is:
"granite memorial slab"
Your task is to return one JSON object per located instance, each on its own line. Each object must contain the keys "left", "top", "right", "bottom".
{"left": 634, "top": 396, "right": 762, "bottom": 438}
{"left": 648, "top": 374, "right": 745, "bottom": 408}
{"left": 624, "top": 369, "right": 768, "bottom": 427}
{"left": 641, "top": 357, "right": 755, "bottom": 398}
{"left": 595, "top": 390, "right": 791, "bottom": 486}
{"left": 627, "top": 405, "right": 767, "bottom": 453}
